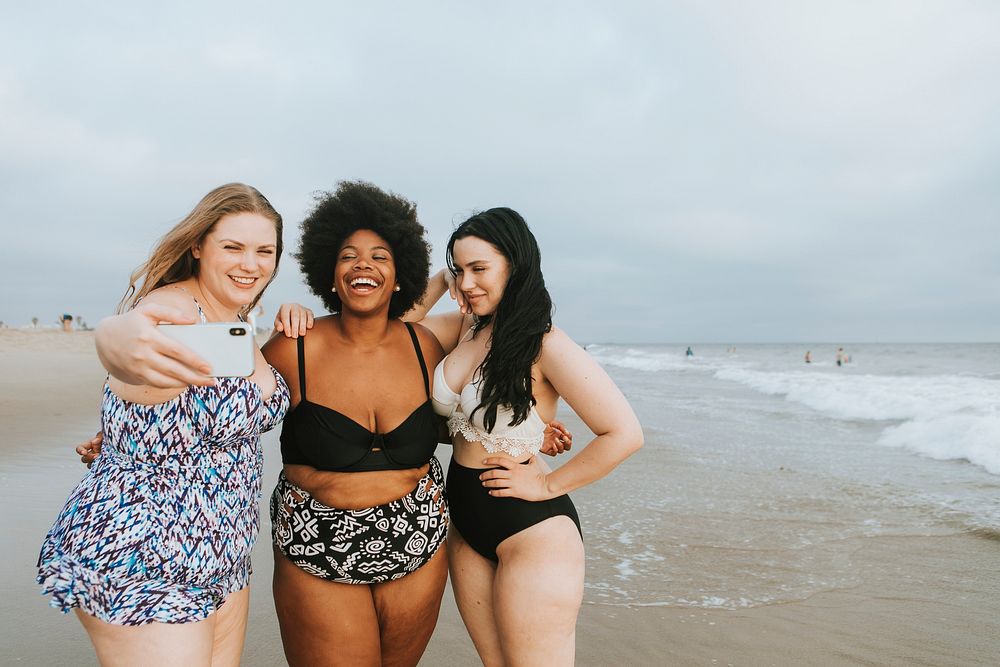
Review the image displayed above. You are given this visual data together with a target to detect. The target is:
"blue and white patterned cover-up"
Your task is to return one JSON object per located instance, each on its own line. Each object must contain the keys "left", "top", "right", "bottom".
{"left": 37, "top": 368, "right": 289, "bottom": 625}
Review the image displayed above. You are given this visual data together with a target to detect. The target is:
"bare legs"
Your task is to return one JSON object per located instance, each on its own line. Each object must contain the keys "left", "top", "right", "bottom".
{"left": 448, "top": 517, "right": 585, "bottom": 667}
{"left": 75, "top": 586, "right": 250, "bottom": 667}
{"left": 272, "top": 545, "right": 448, "bottom": 667}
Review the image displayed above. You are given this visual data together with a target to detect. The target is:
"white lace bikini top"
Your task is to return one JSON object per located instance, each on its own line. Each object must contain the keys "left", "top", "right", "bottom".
{"left": 432, "top": 358, "right": 545, "bottom": 458}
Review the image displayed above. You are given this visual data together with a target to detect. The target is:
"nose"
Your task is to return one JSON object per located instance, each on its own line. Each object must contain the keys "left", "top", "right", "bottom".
{"left": 240, "top": 250, "right": 260, "bottom": 270}
{"left": 459, "top": 271, "right": 475, "bottom": 291}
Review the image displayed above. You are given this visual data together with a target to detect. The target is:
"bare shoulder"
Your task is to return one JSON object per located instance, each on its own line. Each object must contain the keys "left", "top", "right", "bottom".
{"left": 409, "top": 321, "right": 446, "bottom": 361}
{"left": 541, "top": 324, "right": 580, "bottom": 354}
{"left": 537, "top": 324, "right": 594, "bottom": 382}
{"left": 261, "top": 327, "right": 295, "bottom": 366}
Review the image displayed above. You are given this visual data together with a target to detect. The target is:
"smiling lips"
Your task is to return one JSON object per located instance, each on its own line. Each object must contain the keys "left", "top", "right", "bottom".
{"left": 349, "top": 276, "right": 381, "bottom": 293}
{"left": 229, "top": 275, "right": 258, "bottom": 288}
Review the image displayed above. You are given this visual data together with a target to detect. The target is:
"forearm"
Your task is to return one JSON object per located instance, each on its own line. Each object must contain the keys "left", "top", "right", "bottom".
{"left": 543, "top": 429, "right": 643, "bottom": 497}
{"left": 402, "top": 268, "right": 450, "bottom": 323}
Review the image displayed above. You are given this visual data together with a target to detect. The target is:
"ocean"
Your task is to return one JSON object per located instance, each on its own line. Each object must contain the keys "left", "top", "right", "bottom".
{"left": 570, "top": 343, "right": 1000, "bottom": 610}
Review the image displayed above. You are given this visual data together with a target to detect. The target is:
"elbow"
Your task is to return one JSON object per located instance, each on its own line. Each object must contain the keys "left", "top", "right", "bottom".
{"left": 626, "top": 423, "right": 644, "bottom": 457}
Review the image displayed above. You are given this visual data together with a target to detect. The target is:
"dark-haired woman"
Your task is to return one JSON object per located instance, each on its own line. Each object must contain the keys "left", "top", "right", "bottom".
{"left": 260, "top": 181, "right": 450, "bottom": 666}
{"left": 411, "top": 208, "right": 643, "bottom": 666}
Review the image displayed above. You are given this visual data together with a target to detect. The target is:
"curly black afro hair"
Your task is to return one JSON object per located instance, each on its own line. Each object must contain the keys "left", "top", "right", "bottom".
{"left": 295, "top": 181, "right": 431, "bottom": 319}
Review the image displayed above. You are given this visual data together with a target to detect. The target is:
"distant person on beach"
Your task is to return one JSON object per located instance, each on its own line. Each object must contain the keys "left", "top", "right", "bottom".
{"left": 39, "top": 184, "right": 289, "bottom": 667}
{"left": 686, "top": 346, "right": 694, "bottom": 357}
{"left": 60, "top": 313, "right": 73, "bottom": 332}
{"left": 805, "top": 350, "right": 812, "bottom": 363}
{"left": 836, "top": 347, "right": 844, "bottom": 367}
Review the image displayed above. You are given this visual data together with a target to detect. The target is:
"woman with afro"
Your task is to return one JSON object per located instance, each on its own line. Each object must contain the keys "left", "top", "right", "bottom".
{"left": 261, "top": 181, "right": 450, "bottom": 666}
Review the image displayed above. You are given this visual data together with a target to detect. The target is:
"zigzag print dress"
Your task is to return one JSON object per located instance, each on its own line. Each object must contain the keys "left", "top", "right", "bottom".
{"left": 37, "top": 369, "right": 289, "bottom": 625}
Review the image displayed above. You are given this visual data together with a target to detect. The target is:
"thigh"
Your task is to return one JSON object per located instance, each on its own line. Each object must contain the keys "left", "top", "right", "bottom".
{"left": 372, "top": 545, "right": 449, "bottom": 667}
{"left": 76, "top": 608, "right": 215, "bottom": 667}
{"left": 272, "top": 546, "right": 381, "bottom": 667}
{"left": 447, "top": 528, "right": 505, "bottom": 667}
{"left": 210, "top": 586, "right": 250, "bottom": 667}
{"left": 494, "top": 516, "right": 585, "bottom": 666}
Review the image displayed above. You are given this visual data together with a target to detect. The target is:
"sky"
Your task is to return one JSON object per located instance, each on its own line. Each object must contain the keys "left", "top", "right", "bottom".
{"left": 2, "top": 1, "right": 998, "bottom": 343}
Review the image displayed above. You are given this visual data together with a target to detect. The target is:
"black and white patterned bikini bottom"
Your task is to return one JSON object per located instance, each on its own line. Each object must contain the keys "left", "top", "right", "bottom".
{"left": 269, "top": 457, "right": 449, "bottom": 585}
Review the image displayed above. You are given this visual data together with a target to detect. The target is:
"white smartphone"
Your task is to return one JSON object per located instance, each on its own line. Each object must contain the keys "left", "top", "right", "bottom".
{"left": 156, "top": 322, "right": 256, "bottom": 377}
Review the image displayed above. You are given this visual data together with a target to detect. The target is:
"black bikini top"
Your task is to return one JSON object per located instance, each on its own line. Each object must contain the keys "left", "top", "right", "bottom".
{"left": 279, "top": 322, "right": 439, "bottom": 472}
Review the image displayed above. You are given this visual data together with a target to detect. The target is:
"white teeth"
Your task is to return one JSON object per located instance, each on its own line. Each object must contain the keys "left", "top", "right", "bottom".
{"left": 230, "top": 276, "right": 256, "bottom": 285}
{"left": 350, "top": 277, "right": 379, "bottom": 288}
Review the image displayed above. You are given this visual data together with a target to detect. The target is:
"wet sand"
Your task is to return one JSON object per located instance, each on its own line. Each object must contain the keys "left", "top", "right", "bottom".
{"left": 3, "top": 329, "right": 998, "bottom": 665}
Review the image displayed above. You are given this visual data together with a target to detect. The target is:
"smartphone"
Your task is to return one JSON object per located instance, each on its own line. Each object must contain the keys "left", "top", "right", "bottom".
{"left": 156, "top": 322, "right": 256, "bottom": 377}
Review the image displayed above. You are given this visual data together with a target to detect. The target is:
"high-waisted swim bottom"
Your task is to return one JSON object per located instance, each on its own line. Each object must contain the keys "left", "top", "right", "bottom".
{"left": 270, "top": 457, "right": 448, "bottom": 584}
{"left": 446, "top": 457, "right": 581, "bottom": 563}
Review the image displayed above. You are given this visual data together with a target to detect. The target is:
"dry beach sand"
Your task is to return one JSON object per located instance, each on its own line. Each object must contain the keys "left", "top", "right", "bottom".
{"left": 2, "top": 329, "right": 998, "bottom": 666}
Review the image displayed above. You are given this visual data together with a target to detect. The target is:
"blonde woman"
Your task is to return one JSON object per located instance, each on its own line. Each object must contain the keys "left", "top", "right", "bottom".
{"left": 38, "top": 184, "right": 289, "bottom": 667}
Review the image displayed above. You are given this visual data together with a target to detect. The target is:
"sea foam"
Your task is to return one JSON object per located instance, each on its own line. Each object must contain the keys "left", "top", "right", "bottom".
{"left": 714, "top": 368, "right": 1000, "bottom": 475}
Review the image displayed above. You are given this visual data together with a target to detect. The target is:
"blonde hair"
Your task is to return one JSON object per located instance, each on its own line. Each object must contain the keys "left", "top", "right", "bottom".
{"left": 118, "top": 183, "right": 283, "bottom": 317}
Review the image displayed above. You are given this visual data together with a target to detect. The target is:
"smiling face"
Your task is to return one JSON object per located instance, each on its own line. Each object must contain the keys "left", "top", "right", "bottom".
{"left": 191, "top": 211, "right": 278, "bottom": 311}
{"left": 451, "top": 235, "right": 511, "bottom": 317}
{"left": 334, "top": 228, "right": 398, "bottom": 316}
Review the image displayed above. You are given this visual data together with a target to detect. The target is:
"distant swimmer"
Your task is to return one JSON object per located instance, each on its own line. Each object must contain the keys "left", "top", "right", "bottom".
{"left": 805, "top": 350, "right": 812, "bottom": 363}
{"left": 836, "top": 347, "right": 844, "bottom": 367}
{"left": 686, "top": 346, "right": 694, "bottom": 357}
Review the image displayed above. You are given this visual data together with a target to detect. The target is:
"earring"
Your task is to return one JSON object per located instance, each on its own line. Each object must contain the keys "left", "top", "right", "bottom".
{"left": 393, "top": 285, "right": 401, "bottom": 292}
{"left": 331, "top": 286, "right": 336, "bottom": 293}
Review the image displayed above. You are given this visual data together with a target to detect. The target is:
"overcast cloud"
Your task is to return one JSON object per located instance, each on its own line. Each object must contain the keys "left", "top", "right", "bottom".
{"left": 2, "top": 1, "right": 997, "bottom": 342}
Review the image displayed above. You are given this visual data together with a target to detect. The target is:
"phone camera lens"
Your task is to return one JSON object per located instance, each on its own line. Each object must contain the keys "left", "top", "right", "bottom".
{"left": 230, "top": 327, "right": 246, "bottom": 336}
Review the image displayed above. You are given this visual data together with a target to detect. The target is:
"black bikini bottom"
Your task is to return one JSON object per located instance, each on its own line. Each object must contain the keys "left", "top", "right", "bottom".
{"left": 270, "top": 457, "right": 448, "bottom": 584}
{"left": 446, "top": 457, "right": 581, "bottom": 563}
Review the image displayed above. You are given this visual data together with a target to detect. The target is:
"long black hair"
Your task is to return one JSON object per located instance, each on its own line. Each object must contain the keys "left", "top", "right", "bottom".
{"left": 446, "top": 207, "right": 553, "bottom": 431}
